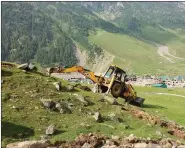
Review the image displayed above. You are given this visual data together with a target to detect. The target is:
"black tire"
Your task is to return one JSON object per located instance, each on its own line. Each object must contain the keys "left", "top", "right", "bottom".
{"left": 111, "top": 82, "right": 122, "bottom": 98}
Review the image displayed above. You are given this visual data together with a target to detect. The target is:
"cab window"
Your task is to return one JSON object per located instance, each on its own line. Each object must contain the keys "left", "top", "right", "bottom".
{"left": 105, "top": 68, "right": 114, "bottom": 78}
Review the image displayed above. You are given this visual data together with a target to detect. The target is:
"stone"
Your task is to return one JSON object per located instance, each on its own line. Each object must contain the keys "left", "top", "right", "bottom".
{"left": 160, "top": 138, "right": 172, "bottom": 145}
{"left": 6, "top": 140, "right": 49, "bottom": 148}
{"left": 93, "top": 112, "right": 102, "bottom": 122}
{"left": 108, "top": 113, "right": 123, "bottom": 123}
{"left": 40, "top": 99, "right": 56, "bottom": 110}
{"left": 101, "top": 145, "right": 117, "bottom": 148}
{"left": 60, "top": 108, "right": 71, "bottom": 114}
{"left": 22, "top": 70, "right": 27, "bottom": 73}
{"left": 178, "top": 146, "right": 185, "bottom": 148}
{"left": 147, "top": 143, "right": 161, "bottom": 148}
{"left": 178, "top": 125, "right": 185, "bottom": 130}
{"left": 160, "top": 120, "right": 168, "bottom": 127}
{"left": 53, "top": 82, "right": 61, "bottom": 91}
{"left": 164, "top": 143, "right": 172, "bottom": 148}
{"left": 55, "top": 102, "right": 61, "bottom": 110}
{"left": 176, "top": 140, "right": 182, "bottom": 145}
{"left": 134, "top": 143, "right": 147, "bottom": 148}
{"left": 46, "top": 124, "right": 56, "bottom": 135}
{"left": 108, "top": 113, "right": 116, "bottom": 120}
{"left": 14, "top": 106, "right": 24, "bottom": 111}
{"left": 111, "top": 135, "right": 119, "bottom": 140}
{"left": 68, "top": 103, "right": 74, "bottom": 109}
{"left": 28, "top": 63, "right": 36, "bottom": 70}
{"left": 17, "top": 63, "right": 28, "bottom": 70}
{"left": 73, "top": 94, "right": 89, "bottom": 106}
{"left": 40, "top": 135, "right": 49, "bottom": 140}
{"left": 66, "top": 85, "right": 75, "bottom": 91}
{"left": 126, "top": 134, "right": 138, "bottom": 143}
{"left": 81, "top": 142, "right": 91, "bottom": 148}
{"left": 120, "top": 143, "right": 133, "bottom": 148}
{"left": 59, "top": 102, "right": 71, "bottom": 114}
{"left": 92, "top": 84, "right": 99, "bottom": 93}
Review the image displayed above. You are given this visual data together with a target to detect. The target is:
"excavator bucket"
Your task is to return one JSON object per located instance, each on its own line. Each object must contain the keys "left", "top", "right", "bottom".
{"left": 130, "top": 97, "right": 145, "bottom": 107}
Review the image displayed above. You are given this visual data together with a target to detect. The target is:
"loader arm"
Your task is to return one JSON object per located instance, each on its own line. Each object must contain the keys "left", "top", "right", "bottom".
{"left": 48, "top": 66, "right": 101, "bottom": 83}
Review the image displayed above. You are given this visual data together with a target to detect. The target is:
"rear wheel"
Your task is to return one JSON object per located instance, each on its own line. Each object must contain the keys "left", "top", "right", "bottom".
{"left": 111, "top": 82, "right": 122, "bottom": 98}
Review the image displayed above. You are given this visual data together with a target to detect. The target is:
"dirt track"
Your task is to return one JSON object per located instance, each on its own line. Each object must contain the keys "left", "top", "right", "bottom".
{"left": 157, "top": 46, "right": 185, "bottom": 63}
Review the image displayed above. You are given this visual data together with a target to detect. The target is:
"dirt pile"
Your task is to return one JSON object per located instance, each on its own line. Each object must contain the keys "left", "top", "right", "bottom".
{"left": 128, "top": 108, "right": 185, "bottom": 140}
{"left": 6, "top": 133, "right": 185, "bottom": 148}
{"left": 52, "top": 133, "right": 185, "bottom": 148}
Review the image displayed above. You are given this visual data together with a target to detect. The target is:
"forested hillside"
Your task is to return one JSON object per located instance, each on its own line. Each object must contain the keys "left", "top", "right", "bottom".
{"left": 1, "top": 2, "right": 121, "bottom": 67}
{"left": 2, "top": 2, "right": 185, "bottom": 74}
{"left": 2, "top": 2, "right": 77, "bottom": 66}
{"left": 83, "top": 2, "right": 185, "bottom": 30}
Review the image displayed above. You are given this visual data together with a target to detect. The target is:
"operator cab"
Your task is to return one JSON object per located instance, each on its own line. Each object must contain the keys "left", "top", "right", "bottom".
{"left": 104, "top": 65, "right": 127, "bottom": 82}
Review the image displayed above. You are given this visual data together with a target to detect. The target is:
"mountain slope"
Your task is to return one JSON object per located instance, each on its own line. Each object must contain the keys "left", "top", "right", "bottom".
{"left": 2, "top": 66, "right": 185, "bottom": 147}
{"left": 89, "top": 29, "right": 185, "bottom": 75}
{"left": 1, "top": 2, "right": 78, "bottom": 66}
{"left": 2, "top": 2, "right": 185, "bottom": 75}
{"left": 83, "top": 2, "right": 185, "bottom": 30}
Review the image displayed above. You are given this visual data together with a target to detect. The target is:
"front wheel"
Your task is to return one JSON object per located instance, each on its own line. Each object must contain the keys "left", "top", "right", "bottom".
{"left": 111, "top": 82, "right": 122, "bottom": 98}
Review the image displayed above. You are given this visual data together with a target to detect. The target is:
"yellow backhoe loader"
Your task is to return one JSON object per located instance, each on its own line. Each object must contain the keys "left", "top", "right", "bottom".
{"left": 47, "top": 65, "right": 145, "bottom": 106}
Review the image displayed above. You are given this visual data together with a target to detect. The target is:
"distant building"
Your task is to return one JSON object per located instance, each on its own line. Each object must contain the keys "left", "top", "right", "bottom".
{"left": 152, "top": 83, "right": 167, "bottom": 88}
{"left": 128, "top": 74, "right": 137, "bottom": 81}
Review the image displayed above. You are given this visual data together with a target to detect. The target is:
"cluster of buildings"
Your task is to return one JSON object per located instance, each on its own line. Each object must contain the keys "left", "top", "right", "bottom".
{"left": 129, "top": 75, "right": 185, "bottom": 88}
{"left": 51, "top": 70, "right": 185, "bottom": 88}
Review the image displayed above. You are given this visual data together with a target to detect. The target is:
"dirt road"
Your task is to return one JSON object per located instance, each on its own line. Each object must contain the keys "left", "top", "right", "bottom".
{"left": 157, "top": 46, "right": 185, "bottom": 63}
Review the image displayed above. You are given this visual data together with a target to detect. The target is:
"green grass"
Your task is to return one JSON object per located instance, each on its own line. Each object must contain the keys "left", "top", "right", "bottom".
{"left": 134, "top": 86, "right": 185, "bottom": 126}
{"left": 2, "top": 67, "right": 185, "bottom": 147}
{"left": 88, "top": 29, "right": 185, "bottom": 75}
{"left": 141, "top": 26, "right": 185, "bottom": 57}
{"left": 140, "top": 26, "right": 177, "bottom": 44}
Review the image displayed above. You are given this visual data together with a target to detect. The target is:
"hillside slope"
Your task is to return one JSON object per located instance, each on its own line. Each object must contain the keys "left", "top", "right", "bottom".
{"left": 2, "top": 2, "right": 185, "bottom": 75}
{"left": 88, "top": 30, "right": 185, "bottom": 75}
{"left": 2, "top": 66, "right": 185, "bottom": 147}
{"left": 83, "top": 2, "right": 185, "bottom": 30}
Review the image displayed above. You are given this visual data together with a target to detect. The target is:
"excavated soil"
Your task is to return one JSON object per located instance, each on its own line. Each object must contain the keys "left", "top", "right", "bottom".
{"left": 53, "top": 133, "right": 185, "bottom": 148}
